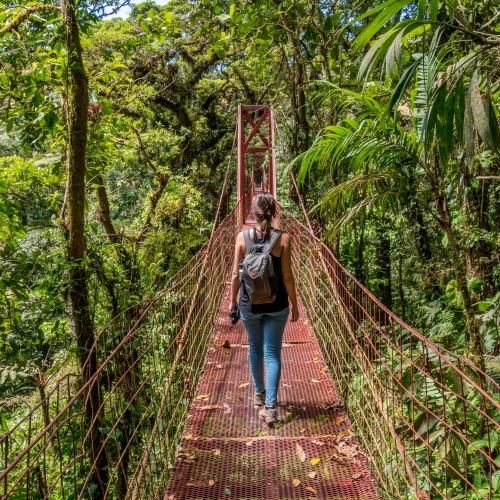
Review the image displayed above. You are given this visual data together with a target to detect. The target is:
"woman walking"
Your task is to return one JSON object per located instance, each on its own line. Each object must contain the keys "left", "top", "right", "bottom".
{"left": 230, "top": 192, "right": 299, "bottom": 426}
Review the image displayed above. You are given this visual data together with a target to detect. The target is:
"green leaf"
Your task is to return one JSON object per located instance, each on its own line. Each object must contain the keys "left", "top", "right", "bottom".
{"left": 469, "top": 71, "right": 499, "bottom": 151}
{"left": 441, "top": 233, "right": 448, "bottom": 248}
{"left": 354, "top": 0, "right": 412, "bottom": 50}
{"left": 385, "top": 31, "right": 403, "bottom": 76}
{"left": 358, "top": 27, "right": 399, "bottom": 81}
{"left": 388, "top": 57, "right": 420, "bottom": 112}
{"left": 475, "top": 301, "right": 491, "bottom": 313}
{"left": 429, "top": 0, "right": 439, "bottom": 22}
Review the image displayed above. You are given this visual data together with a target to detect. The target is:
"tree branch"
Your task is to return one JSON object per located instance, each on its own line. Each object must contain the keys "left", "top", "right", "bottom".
{"left": 0, "top": 5, "right": 59, "bottom": 34}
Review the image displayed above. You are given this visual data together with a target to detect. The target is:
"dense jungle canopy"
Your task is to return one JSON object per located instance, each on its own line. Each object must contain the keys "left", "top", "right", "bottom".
{"left": 0, "top": 0, "right": 499, "bottom": 498}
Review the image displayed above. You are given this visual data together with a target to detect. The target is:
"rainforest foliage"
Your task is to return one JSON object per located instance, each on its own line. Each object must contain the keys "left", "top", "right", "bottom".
{"left": 0, "top": 0, "right": 498, "bottom": 497}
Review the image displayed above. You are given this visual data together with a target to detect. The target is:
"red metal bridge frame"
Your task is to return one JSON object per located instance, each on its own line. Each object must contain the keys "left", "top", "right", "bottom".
{"left": 237, "top": 104, "right": 277, "bottom": 222}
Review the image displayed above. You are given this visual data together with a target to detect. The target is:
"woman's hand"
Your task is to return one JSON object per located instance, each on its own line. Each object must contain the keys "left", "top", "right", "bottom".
{"left": 290, "top": 305, "right": 299, "bottom": 322}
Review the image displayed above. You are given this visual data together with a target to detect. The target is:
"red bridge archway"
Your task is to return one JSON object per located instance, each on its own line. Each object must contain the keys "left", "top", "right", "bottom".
{"left": 237, "top": 104, "right": 276, "bottom": 222}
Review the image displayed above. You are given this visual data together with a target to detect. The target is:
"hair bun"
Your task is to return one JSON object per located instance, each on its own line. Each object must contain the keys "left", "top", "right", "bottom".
{"left": 251, "top": 192, "right": 276, "bottom": 224}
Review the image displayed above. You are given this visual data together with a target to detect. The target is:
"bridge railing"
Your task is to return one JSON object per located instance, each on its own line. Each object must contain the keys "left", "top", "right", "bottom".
{"left": 0, "top": 202, "right": 240, "bottom": 500}
{"left": 279, "top": 209, "right": 499, "bottom": 499}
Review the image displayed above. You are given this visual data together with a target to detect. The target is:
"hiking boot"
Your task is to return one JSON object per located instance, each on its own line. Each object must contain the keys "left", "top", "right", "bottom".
{"left": 254, "top": 392, "right": 266, "bottom": 406}
{"left": 259, "top": 405, "right": 277, "bottom": 426}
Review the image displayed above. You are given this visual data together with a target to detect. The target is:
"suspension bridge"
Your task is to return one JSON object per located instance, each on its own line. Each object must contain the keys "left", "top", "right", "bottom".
{"left": 1, "top": 105, "right": 498, "bottom": 499}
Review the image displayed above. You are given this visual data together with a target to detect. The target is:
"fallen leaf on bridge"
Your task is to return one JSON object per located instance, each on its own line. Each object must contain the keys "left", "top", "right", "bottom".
{"left": 222, "top": 339, "right": 231, "bottom": 349}
{"left": 307, "top": 471, "right": 317, "bottom": 479}
{"left": 208, "top": 479, "right": 215, "bottom": 486}
{"left": 311, "top": 379, "right": 321, "bottom": 383}
{"left": 213, "top": 449, "right": 221, "bottom": 456}
{"left": 310, "top": 457, "right": 321, "bottom": 465}
{"left": 238, "top": 382, "right": 250, "bottom": 389}
{"left": 305, "top": 486, "right": 316, "bottom": 494}
{"left": 292, "top": 479, "right": 301, "bottom": 487}
{"left": 195, "top": 394, "right": 209, "bottom": 400}
{"left": 335, "top": 416, "right": 346, "bottom": 426}
{"left": 352, "top": 473, "right": 364, "bottom": 480}
{"left": 295, "top": 443, "right": 306, "bottom": 462}
{"left": 200, "top": 405, "right": 220, "bottom": 410}
{"left": 224, "top": 487, "right": 231, "bottom": 495}
{"left": 245, "top": 440, "right": 253, "bottom": 446}
{"left": 223, "top": 403, "right": 231, "bottom": 414}
{"left": 311, "top": 439, "right": 324, "bottom": 446}
{"left": 216, "top": 364, "right": 224, "bottom": 369}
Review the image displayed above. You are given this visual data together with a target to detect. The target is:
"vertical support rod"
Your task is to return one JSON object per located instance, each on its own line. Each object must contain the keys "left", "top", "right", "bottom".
{"left": 269, "top": 107, "right": 276, "bottom": 198}
{"left": 237, "top": 105, "right": 246, "bottom": 224}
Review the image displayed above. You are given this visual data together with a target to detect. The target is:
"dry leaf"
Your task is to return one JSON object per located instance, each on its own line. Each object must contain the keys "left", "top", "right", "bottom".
{"left": 213, "top": 449, "right": 221, "bottom": 456}
{"left": 313, "top": 356, "right": 319, "bottom": 362}
{"left": 352, "top": 473, "right": 364, "bottom": 480}
{"left": 223, "top": 403, "right": 231, "bottom": 414}
{"left": 335, "top": 416, "right": 346, "bottom": 426}
{"left": 222, "top": 339, "right": 231, "bottom": 349}
{"left": 216, "top": 364, "right": 224, "bottom": 369}
{"left": 311, "top": 379, "right": 321, "bottom": 383}
{"left": 310, "top": 457, "right": 321, "bottom": 466}
{"left": 311, "top": 440, "right": 324, "bottom": 446}
{"left": 307, "top": 471, "right": 317, "bottom": 479}
{"left": 208, "top": 480, "right": 215, "bottom": 486}
{"left": 320, "top": 368, "right": 327, "bottom": 375}
{"left": 238, "top": 382, "right": 250, "bottom": 389}
{"left": 292, "top": 479, "right": 301, "bottom": 487}
{"left": 305, "top": 486, "right": 316, "bottom": 494}
{"left": 295, "top": 443, "right": 306, "bottom": 462}
{"left": 195, "top": 394, "right": 209, "bottom": 400}
{"left": 200, "top": 405, "right": 220, "bottom": 410}
{"left": 245, "top": 441, "right": 253, "bottom": 447}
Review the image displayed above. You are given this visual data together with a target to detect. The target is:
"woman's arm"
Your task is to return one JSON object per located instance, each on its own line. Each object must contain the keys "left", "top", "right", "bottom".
{"left": 280, "top": 233, "right": 299, "bottom": 322}
{"left": 230, "top": 232, "right": 244, "bottom": 310}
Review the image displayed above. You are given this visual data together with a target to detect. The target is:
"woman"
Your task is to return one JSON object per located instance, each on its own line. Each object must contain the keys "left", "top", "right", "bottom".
{"left": 230, "top": 192, "right": 299, "bottom": 426}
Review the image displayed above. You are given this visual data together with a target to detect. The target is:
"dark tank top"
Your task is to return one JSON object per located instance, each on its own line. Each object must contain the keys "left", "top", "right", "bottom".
{"left": 239, "top": 231, "right": 289, "bottom": 314}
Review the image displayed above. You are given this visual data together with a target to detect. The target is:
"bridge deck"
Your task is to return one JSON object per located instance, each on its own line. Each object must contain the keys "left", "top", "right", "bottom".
{"left": 165, "top": 281, "right": 378, "bottom": 499}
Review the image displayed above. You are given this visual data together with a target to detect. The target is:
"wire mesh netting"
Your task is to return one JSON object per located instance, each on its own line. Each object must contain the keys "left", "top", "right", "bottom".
{"left": 1, "top": 206, "right": 498, "bottom": 499}
{"left": 278, "top": 209, "right": 499, "bottom": 499}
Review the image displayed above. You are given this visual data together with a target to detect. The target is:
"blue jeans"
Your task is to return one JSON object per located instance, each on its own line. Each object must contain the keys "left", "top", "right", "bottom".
{"left": 241, "top": 306, "right": 289, "bottom": 407}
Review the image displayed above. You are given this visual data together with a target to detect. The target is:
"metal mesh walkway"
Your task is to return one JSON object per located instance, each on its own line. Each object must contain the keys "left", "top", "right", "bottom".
{"left": 164, "top": 285, "right": 378, "bottom": 499}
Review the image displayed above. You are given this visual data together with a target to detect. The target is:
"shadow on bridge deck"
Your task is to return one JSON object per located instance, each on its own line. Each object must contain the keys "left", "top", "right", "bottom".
{"left": 164, "top": 280, "right": 378, "bottom": 499}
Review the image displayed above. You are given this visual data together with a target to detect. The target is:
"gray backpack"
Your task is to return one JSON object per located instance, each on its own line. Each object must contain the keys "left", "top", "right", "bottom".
{"left": 239, "top": 228, "right": 283, "bottom": 304}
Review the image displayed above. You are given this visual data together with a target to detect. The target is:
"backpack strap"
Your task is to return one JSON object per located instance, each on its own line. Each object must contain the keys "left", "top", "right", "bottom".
{"left": 263, "top": 229, "right": 283, "bottom": 255}
{"left": 243, "top": 229, "right": 254, "bottom": 255}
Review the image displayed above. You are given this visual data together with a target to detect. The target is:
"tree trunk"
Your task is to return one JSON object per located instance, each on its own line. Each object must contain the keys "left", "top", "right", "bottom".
{"left": 61, "top": 0, "right": 108, "bottom": 495}
{"left": 436, "top": 195, "right": 485, "bottom": 369}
